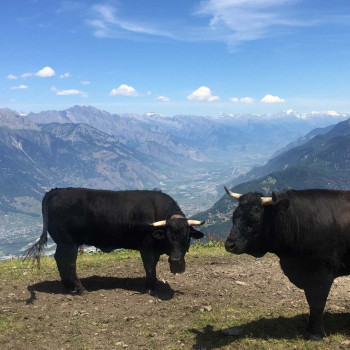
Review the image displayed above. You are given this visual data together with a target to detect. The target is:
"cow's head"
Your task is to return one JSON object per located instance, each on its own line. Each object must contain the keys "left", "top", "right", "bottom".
{"left": 150, "top": 216, "right": 204, "bottom": 274}
{"left": 223, "top": 186, "right": 289, "bottom": 257}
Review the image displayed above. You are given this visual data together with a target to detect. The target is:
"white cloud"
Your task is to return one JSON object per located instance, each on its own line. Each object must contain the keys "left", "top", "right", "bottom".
{"left": 81, "top": 80, "right": 91, "bottom": 85}
{"left": 157, "top": 95, "right": 170, "bottom": 102}
{"left": 80, "top": 0, "right": 338, "bottom": 54}
{"left": 326, "top": 110, "right": 339, "bottom": 116}
{"left": 240, "top": 97, "right": 254, "bottom": 104}
{"left": 261, "top": 94, "right": 285, "bottom": 103}
{"left": 187, "top": 86, "right": 219, "bottom": 102}
{"left": 7, "top": 74, "right": 18, "bottom": 80}
{"left": 21, "top": 66, "right": 55, "bottom": 78}
{"left": 231, "top": 96, "right": 254, "bottom": 103}
{"left": 10, "top": 85, "right": 28, "bottom": 90}
{"left": 196, "top": 0, "right": 306, "bottom": 48}
{"left": 60, "top": 73, "right": 70, "bottom": 78}
{"left": 109, "top": 84, "right": 139, "bottom": 96}
{"left": 36, "top": 66, "right": 55, "bottom": 77}
{"left": 88, "top": 4, "right": 173, "bottom": 39}
{"left": 51, "top": 86, "right": 87, "bottom": 97}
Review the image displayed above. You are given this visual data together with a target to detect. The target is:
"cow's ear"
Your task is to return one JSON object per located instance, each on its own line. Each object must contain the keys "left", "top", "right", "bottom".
{"left": 190, "top": 228, "right": 204, "bottom": 239}
{"left": 275, "top": 198, "right": 290, "bottom": 213}
{"left": 152, "top": 230, "right": 165, "bottom": 240}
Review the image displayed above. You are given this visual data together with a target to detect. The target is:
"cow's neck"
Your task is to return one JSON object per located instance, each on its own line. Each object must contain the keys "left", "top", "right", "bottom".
{"left": 262, "top": 207, "right": 278, "bottom": 253}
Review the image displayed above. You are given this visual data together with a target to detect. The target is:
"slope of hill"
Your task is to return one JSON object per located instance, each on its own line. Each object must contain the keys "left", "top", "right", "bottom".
{"left": 0, "top": 122, "right": 163, "bottom": 212}
{"left": 194, "top": 119, "right": 350, "bottom": 235}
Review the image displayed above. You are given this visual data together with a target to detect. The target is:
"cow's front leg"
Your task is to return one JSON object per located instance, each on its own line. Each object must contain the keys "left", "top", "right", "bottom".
{"left": 55, "top": 243, "right": 87, "bottom": 295}
{"left": 304, "top": 279, "right": 333, "bottom": 341}
{"left": 140, "top": 249, "right": 160, "bottom": 294}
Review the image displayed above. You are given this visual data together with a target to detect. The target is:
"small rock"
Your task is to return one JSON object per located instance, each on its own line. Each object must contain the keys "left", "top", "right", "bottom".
{"left": 340, "top": 340, "right": 350, "bottom": 349}
{"left": 235, "top": 281, "right": 248, "bottom": 286}
{"left": 221, "top": 327, "right": 244, "bottom": 336}
{"left": 200, "top": 305, "right": 212, "bottom": 312}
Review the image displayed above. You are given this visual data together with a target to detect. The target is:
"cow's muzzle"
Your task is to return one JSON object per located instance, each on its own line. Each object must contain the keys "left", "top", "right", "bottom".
{"left": 225, "top": 239, "right": 246, "bottom": 255}
{"left": 168, "top": 257, "right": 186, "bottom": 274}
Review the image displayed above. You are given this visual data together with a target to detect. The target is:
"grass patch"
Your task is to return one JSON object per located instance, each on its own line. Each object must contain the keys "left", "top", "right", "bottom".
{"left": 0, "top": 314, "right": 24, "bottom": 341}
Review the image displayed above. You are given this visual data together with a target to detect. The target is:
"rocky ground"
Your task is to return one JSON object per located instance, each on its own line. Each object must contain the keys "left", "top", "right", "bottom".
{"left": 1, "top": 248, "right": 350, "bottom": 349}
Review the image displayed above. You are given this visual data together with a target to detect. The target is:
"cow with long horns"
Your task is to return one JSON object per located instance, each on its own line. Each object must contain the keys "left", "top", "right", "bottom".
{"left": 224, "top": 186, "right": 350, "bottom": 340}
{"left": 26, "top": 188, "right": 204, "bottom": 295}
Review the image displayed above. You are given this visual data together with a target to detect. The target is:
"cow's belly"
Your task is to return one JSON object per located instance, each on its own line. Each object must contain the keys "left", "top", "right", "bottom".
{"left": 81, "top": 227, "right": 141, "bottom": 251}
{"left": 95, "top": 245, "right": 118, "bottom": 253}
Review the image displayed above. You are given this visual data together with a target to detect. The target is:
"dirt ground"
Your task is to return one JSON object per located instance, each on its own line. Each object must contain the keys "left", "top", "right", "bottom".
{"left": 2, "top": 249, "right": 350, "bottom": 349}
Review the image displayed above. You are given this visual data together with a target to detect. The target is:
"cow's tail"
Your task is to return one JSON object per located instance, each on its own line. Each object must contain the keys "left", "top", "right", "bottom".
{"left": 24, "top": 192, "right": 49, "bottom": 268}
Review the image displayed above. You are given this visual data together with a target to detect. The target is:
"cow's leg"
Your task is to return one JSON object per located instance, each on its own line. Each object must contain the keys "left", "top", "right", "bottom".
{"left": 140, "top": 249, "right": 160, "bottom": 294}
{"left": 304, "top": 279, "right": 333, "bottom": 341}
{"left": 54, "top": 243, "right": 87, "bottom": 295}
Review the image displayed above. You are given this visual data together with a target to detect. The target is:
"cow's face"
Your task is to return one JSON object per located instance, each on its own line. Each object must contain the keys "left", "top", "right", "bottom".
{"left": 152, "top": 218, "right": 204, "bottom": 274}
{"left": 225, "top": 193, "right": 267, "bottom": 257}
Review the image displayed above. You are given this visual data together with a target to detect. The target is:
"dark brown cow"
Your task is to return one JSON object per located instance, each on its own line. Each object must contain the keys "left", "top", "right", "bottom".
{"left": 224, "top": 187, "right": 350, "bottom": 340}
{"left": 27, "top": 188, "right": 204, "bottom": 295}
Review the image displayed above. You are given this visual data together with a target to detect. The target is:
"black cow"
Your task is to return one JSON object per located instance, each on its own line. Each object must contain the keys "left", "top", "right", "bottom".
{"left": 224, "top": 186, "right": 350, "bottom": 340}
{"left": 26, "top": 188, "right": 204, "bottom": 295}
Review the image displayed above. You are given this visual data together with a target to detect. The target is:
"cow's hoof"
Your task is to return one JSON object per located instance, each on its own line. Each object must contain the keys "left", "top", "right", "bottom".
{"left": 77, "top": 288, "right": 88, "bottom": 296}
{"left": 144, "top": 288, "right": 157, "bottom": 296}
{"left": 306, "top": 333, "right": 324, "bottom": 341}
{"left": 305, "top": 325, "right": 325, "bottom": 341}
{"left": 306, "top": 331, "right": 326, "bottom": 341}
{"left": 68, "top": 288, "right": 88, "bottom": 296}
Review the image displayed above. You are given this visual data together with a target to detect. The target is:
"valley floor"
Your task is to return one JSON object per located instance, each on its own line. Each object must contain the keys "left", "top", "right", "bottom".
{"left": 1, "top": 247, "right": 350, "bottom": 349}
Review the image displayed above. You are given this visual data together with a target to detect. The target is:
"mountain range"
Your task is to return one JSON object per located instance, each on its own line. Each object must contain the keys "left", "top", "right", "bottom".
{"left": 26, "top": 106, "right": 348, "bottom": 160}
{"left": 0, "top": 105, "right": 349, "bottom": 259}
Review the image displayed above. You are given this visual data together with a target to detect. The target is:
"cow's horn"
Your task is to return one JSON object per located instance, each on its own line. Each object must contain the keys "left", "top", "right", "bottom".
{"left": 150, "top": 220, "right": 166, "bottom": 227}
{"left": 187, "top": 220, "right": 205, "bottom": 226}
{"left": 261, "top": 197, "right": 273, "bottom": 205}
{"left": 224, "top": 186, "right": 242, "bottom": 200}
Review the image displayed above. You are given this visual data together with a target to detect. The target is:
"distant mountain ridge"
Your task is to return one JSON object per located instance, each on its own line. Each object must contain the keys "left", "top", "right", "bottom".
{"left": 26, "top": 105, "right": 349, "bottom": 162}
{"left": 193, "top": 118, "right": 350, "bottom": 235}
{"left": 27, "top": 106, "right": 206, "bottom": 164}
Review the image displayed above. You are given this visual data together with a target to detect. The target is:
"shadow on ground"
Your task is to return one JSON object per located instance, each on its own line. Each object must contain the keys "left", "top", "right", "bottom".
{"left": 26, "top": 276, "right": 176, "bottom": 304}
{"left": 190, "top": 312, "right": 350, "bottom": 349}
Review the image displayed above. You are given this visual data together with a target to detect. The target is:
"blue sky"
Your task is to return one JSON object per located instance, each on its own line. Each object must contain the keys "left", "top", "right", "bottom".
{"left": 1, "top": 0, "right": 350, "bottom": 116}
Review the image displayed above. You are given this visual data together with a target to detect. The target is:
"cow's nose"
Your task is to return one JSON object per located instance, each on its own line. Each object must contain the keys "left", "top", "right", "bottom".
{"left": 225, "top": 240, "right": 236, "bottom": 253}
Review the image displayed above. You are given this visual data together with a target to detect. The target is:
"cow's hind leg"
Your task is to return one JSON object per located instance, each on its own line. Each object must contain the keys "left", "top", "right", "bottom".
{"left": 140, "top": 249, "right": 160, "bottom": 294}
{"left": 54, "top": 243, "right": 87, "bottom": 295}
